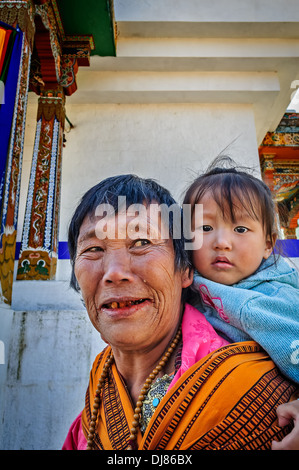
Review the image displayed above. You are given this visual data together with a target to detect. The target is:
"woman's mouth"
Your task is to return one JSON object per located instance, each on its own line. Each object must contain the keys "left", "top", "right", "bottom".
{"left": 99, "top": 298, "right": 152, "bottom": 318}
{"left": 102, "top": 298, "right": 148, "bottom": 309}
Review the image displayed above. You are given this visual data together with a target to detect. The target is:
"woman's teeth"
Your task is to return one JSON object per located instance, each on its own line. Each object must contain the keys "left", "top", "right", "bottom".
{"left": 104, "top": 299, "right": 146, "bottom": 309}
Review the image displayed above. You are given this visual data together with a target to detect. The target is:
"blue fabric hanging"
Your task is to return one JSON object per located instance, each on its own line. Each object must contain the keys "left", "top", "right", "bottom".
{"left": 0, "top": 20, "right": 15, "bottom": 30}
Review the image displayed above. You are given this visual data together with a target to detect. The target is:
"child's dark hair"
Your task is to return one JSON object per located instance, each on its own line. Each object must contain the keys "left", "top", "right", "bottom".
{"left": 183, "top": 157, "right": 278, "bottom": 252}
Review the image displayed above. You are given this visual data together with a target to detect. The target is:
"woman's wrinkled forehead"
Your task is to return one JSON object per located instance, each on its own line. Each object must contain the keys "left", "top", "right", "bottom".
{"left": 86, "top": 203, "right": 167, "bottom": 241}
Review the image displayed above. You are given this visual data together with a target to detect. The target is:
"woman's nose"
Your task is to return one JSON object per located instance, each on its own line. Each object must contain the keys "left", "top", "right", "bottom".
{"left": 102, "top": 250, "right": 134, "bottom": 284}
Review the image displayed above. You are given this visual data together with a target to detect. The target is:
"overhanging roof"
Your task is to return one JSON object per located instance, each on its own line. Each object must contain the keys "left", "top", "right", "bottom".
{"left": 55, "top": 0, "right": 116, "bottom": 56}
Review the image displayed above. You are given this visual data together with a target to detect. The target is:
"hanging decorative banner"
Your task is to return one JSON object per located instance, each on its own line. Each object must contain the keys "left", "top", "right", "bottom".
{"left": 0, "top": 24, "right": 21, "bottom": 211}
{"left": 0, "top": 21, "right": 31, "bottom": 304}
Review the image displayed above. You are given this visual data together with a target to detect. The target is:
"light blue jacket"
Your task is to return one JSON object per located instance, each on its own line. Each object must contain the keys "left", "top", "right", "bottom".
{"left": 192, "top": 255, "right": 299, "bottom": 384}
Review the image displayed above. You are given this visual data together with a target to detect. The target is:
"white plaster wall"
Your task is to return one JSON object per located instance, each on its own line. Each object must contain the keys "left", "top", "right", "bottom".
{"left": 114, "top": 0, "right": 299, "bottom": 22}
{"left": 59, "top": 102, "right": 259, "bottom": 242}
{"left": 0, "top": 306, "right": 105, "bottom": 450}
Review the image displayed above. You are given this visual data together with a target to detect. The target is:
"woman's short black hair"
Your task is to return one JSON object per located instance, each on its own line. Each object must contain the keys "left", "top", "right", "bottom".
{"left": 68, "top": 174, "right": 191, "bottom": 291}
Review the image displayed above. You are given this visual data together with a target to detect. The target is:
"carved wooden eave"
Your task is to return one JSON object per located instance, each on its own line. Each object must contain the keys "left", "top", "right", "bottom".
{"left": 32, "top": 0, "right": 93, "bottom": 96}
{"left": 0, "top": 0, "right": 93, "bottom": 95}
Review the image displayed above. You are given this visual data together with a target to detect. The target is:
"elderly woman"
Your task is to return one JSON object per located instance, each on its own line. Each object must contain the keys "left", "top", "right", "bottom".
{"left": 63, "top": 175, "right": 298, "bottom": 450}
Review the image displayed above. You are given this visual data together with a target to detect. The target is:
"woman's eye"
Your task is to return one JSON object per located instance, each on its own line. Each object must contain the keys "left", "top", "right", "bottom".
{"left": 134, "top": 239, "right": 151, "bottom": 247}
{"left": 86, "top": 246, "right": 103, "bottom": 253}
{"left": 234, "top": 226, "right": 248, "bottom": 233}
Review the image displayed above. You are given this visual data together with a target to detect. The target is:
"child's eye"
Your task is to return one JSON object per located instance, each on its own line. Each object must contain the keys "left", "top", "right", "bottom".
{"left": 234, "top": 226, "right": 248, "bottom": 233}
{"left": 198, "top": 225, "right": 213, "bottom": 232}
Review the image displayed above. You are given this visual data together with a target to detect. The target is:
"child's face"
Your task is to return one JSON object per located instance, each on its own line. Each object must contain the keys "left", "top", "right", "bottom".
{"left": 191, "top": 191, "right": 273, "bottom": 285}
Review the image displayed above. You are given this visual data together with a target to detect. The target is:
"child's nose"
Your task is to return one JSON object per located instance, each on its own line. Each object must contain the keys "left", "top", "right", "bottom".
{"left": 213, "top": 230, "right": 232, "bottom": 250}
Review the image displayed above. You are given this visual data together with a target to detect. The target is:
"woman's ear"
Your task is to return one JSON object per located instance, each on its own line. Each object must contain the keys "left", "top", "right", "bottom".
{"left": 182, "top": 267, "right": 193, "bottom": 288}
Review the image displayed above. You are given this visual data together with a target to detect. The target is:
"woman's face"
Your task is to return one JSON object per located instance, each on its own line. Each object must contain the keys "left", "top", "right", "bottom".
{"left": 74, "top": 206, "right": 192, "bottom": 353}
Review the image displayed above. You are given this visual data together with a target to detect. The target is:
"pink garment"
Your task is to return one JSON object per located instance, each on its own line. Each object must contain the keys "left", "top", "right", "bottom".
{"left": 62, "top": 303, "right": 229, "bottom": 450}
{"left": 168, "top": 303, "right": 229, "bottom": 389}
{"left": 62, "top": 412, "right": 86, "bottom": 450}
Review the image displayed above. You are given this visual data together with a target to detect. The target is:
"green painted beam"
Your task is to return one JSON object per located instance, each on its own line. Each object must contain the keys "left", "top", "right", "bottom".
{"left": 56, "top": 0, "right": 116, "bottom": 56}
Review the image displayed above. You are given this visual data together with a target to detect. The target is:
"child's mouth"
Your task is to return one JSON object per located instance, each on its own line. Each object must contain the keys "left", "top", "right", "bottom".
{"left": 212, "top": 257, "right": 233, "bottom": 267}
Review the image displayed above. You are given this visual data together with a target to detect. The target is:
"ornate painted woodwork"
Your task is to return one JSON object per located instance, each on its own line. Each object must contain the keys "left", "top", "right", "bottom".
{"left": 259, "top": 112, "right": 299, "bottom": 239}
{"left": 17, "top": 88, "right": 64, "bottom": 281}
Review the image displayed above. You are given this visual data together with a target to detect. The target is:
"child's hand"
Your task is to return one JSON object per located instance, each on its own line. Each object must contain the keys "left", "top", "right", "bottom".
{"left": 272, "top": 400, "right": 299, "bottom": 450}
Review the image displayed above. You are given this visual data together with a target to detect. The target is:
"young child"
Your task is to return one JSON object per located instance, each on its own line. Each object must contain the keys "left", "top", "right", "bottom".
{"left": 183, "top": 157, "right": 299, "bottom": 384}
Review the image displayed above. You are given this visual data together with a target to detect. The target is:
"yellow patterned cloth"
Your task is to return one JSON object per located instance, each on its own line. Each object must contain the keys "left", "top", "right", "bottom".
{"left": 81, "top": 342, "right": 297, "bottom": 450}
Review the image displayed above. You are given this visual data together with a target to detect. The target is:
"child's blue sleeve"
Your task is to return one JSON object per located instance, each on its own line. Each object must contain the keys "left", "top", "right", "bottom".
{"left": 240, "top": 290, "right": 299, "bottom": 384}
{"left": 192, "top": 275, "right": 299, "bottom": 384}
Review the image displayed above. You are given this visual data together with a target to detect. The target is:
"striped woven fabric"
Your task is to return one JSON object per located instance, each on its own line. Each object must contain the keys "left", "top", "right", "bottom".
{"left": 82, "top": 342, "right": 297, "bottom": 450}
